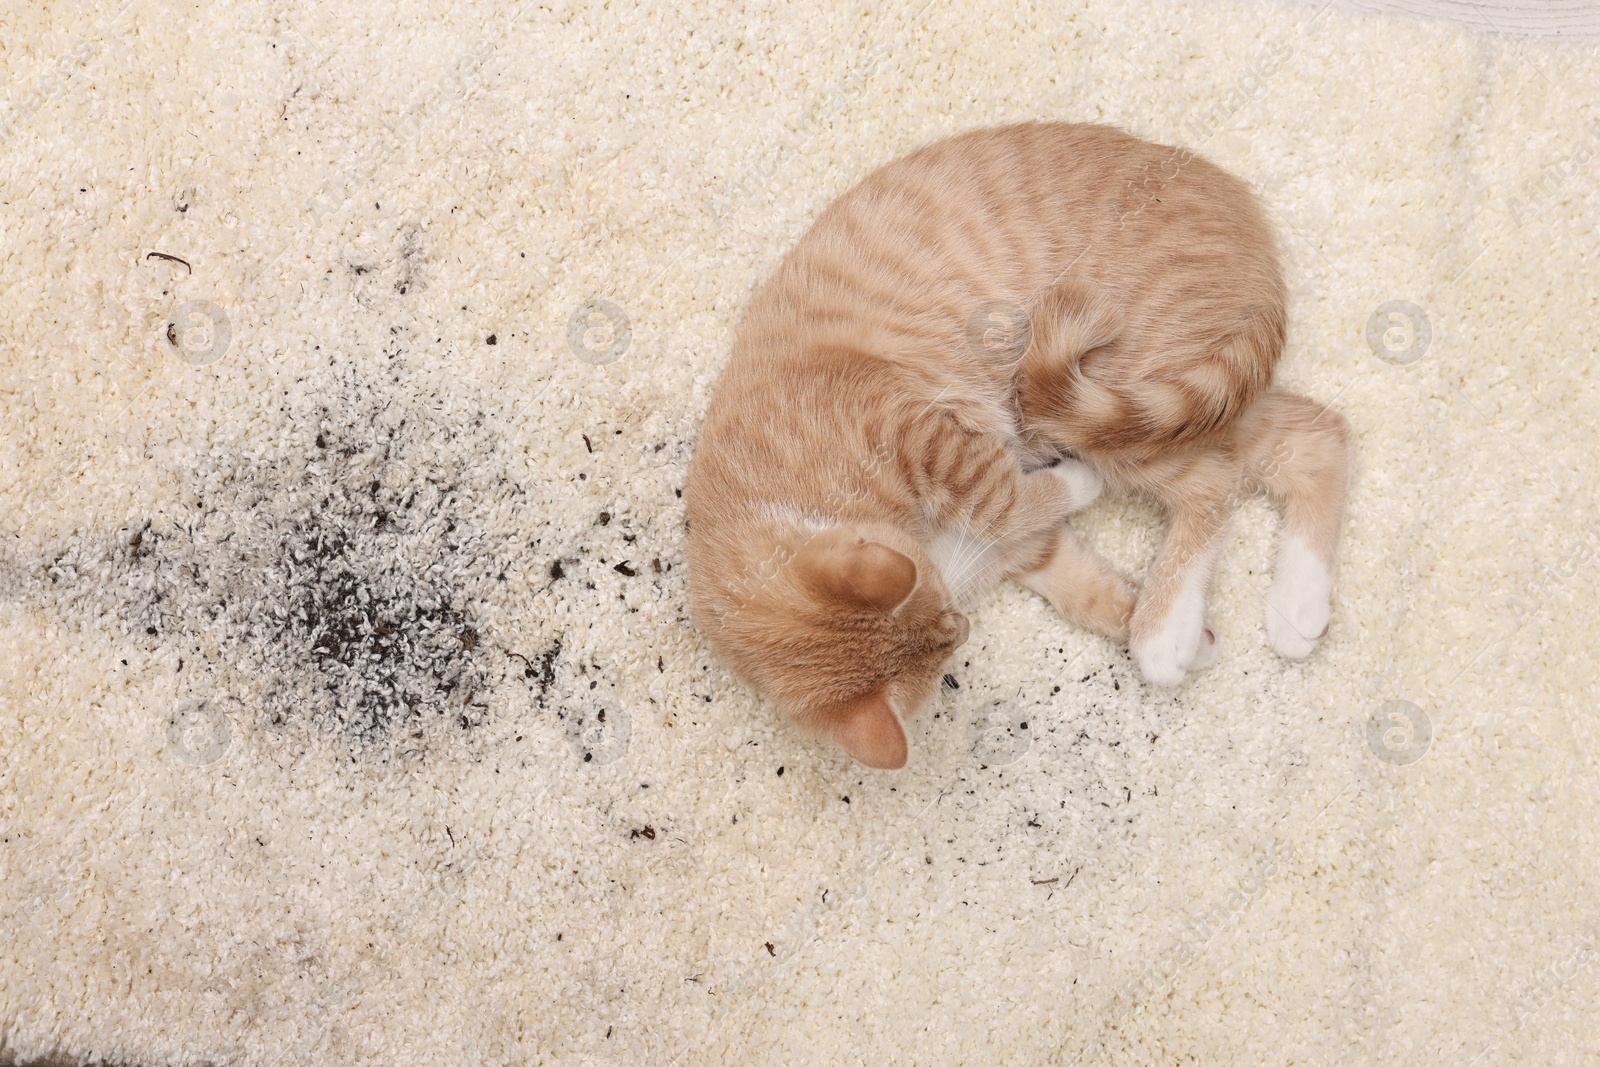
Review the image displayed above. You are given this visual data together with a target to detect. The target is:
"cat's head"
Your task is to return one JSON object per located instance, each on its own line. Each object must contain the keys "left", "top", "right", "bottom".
{"left": 709, "top": 523, "right": 969, "bottom": 770}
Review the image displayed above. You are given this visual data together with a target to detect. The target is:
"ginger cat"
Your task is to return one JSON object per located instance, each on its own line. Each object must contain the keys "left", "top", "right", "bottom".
{"left": 686, "top": 122, "right": 1350, "bottom": 770}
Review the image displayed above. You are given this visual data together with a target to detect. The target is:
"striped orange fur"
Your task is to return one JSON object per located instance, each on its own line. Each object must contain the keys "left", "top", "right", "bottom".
{"left": 686, "top": 122, "right": 1350, "bottom": 769}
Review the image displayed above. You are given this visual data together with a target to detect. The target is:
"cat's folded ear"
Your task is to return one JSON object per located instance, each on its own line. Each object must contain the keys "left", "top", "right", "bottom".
{"left": 794, "top": 529, "right": 918, "bottom": 614}
{"left": 824, "top": 689, "right": 908, "bottom": 769}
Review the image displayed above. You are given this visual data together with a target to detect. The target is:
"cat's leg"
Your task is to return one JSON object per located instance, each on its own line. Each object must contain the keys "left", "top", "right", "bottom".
{"left": 1128, "top": 453, "right": 1238, "bottom": 686}
{"left": 1237, "top": 391, "right": 1351, "bottom": 658}
{"left": 1011, "top": 526, "right": 1137, "bottom": 640}
{"left": 922, "top": 436, "right": 1103, "bottom": 602}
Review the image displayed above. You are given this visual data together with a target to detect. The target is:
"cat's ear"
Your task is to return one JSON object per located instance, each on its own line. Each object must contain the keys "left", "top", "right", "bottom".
{"left": 796, "top": 531, "right": 918, "bottom": 614}
{"left": 825, "top": 689, "right": 908, "bottom": 769}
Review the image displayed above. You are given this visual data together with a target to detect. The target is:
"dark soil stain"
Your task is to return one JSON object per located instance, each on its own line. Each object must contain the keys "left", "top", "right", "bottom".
{"left": 15, "top": 348, "right": 692, "bottom": 764}
{"left": 33, "top": 353, "right": 560, "bottom": 753}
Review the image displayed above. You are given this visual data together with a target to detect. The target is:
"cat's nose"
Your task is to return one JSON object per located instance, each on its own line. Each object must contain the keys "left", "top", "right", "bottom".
{"left": 949, "top": 611, "right": 970, "bottom": 648}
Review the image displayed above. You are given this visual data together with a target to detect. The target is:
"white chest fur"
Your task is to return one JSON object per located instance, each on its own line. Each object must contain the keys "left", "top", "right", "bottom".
{"left": 925, "top": 525, "right": 1010, "bottom": 603}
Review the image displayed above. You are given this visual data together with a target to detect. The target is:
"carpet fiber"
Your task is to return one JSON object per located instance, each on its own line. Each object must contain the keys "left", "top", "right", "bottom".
{"left": 3, "top": 0, "right": 1599, "bottom": 1063}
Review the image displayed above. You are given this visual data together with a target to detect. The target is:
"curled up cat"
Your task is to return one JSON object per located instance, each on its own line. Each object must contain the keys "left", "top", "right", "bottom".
{"left": 685, "top": 122, "right": 1351, "bottom": 770}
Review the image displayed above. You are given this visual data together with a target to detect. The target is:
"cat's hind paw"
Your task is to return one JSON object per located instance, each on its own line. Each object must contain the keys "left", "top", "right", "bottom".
{"left": 1264, "top": 535, "right": 1332, "bottom": 659}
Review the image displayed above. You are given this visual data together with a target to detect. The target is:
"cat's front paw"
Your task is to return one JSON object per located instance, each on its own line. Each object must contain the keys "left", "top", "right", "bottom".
{"left": 1264, "top": 535, "right": 1333, "bottom": 659}
{"left": 1188, "top": 625, "right": 1220, "bottom": 671}
{"left": 1050, "top": 457, "right": 1103, "bottom": 513}
{"left": 1130, "top": 583, "right": 1209, "bottom": 687}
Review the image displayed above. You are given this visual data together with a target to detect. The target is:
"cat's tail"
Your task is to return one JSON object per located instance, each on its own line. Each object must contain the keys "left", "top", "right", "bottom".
{"left": 1016, "top": 280, "right": 1281, "bottom": 456}
{"left": 1014, "top": 281, "right": 1132, "bottom": 451}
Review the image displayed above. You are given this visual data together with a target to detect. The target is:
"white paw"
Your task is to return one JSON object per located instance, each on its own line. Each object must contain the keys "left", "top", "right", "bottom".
{"left": 1051, "top": 457, "right": 1103, "bottom": 512}
{"left": 1188, "top": 625, "right": 1220, "bottom": 671}
{"left": 1132, "top": 579, "right": 1209, "bottom": 687}
{"left": 1265, "top": 534, "right": 1333, "bottom": 659}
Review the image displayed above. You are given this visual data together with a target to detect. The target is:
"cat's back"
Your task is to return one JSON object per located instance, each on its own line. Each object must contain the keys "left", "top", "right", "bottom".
{"left": 697, "top": 125, "right": 1161, "bottom": 467}
{"left": 688, "top": 121, "right": 1284, "bottom": 577}
{"left": 735, "top": 122, "right": 1273, "bottom": 359}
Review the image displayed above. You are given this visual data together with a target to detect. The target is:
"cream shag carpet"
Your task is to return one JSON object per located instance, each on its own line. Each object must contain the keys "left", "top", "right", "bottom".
{"left": 3, "top": 0, "right": 1599, "bottom": 1063}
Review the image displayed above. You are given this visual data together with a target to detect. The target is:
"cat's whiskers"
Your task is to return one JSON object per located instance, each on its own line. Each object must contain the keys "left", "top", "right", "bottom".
{"left": 948, "top": 556, "right": 1003, "bottom": 603}
{"left": 929, "top": 492, "right": 1012, "bottom": 604}
{"left": 948, "top": 530, "right": 1002, "bottom": 598}
{"left": 940, "top": 540, "right": 991, "bottom": 603}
